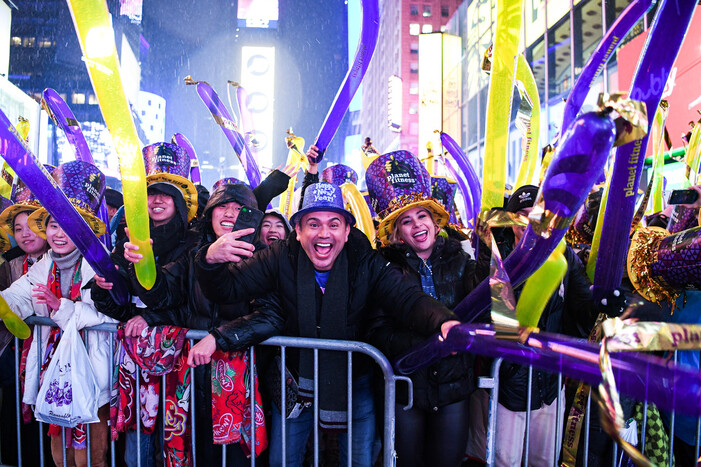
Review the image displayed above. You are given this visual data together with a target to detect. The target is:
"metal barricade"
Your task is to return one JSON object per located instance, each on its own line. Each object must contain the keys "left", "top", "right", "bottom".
{"left": 4, "top": 316, "right": 410, "bottom": 467}
{"left": 481, "top": 351, "right": 701, "bottom": 467}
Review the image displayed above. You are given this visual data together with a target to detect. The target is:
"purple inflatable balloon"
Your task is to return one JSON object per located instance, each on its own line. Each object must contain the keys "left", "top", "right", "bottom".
{"left": 193, "top": 82, "right": 262, "bottom": 187}
{"left": 0, "top": 108, "right": 128, "bottom": 305}
{"left": 41, "top": 88, "right": 112, "bottom": 250}
{"left": 452, "top": 110, "right": 615, "bottom": 321}
{"left": 560, "top": 0, "right": 655, "bottom": 135}
{"left": 312, "top": 0, "right": 379, "bottom": 162}
{"left": 440, "top": 132, "right": 480, "bottom": 225}
{"left": 442, "top": 157, "right": 474, "bottom": 227}
{"left": 592, "top": 0, "right": 697, "bottom": 301}
{"left": 396, "top": 324, "right": 701, "bottom": 417}
{"left": 172, "top": 133, "right": 201, "bottom": 185}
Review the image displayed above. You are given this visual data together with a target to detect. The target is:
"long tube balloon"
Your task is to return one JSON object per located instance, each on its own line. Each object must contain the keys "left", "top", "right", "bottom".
{"left": 481, "top": 0, "right": 522, "bottom": 211}
{"left": 559, "top": 0, "right": 655, "bottom": 135}
{"left": 442, "top": 156, "right": 474, "bottom": 228}
{"left": 172, "top": 133, "right": 201, "bottom": 185}
{"left": 453, "top": 109, "right": 616, "bottom": 322}
{"left": 395, "top": 324, "right": 701, "bottom": 417}
{"left": 66, "top": 0, "right": 156, "bottom": 290}
{"left": 340, "top": 182, "right": 375, "bottom": 247}
{"left": 41, "top": 88, "right": 112, "bottom": 250}
{"left": 440, "top": 132, "right": 481, "bottom": 226}
{"left": 0, "top": 296, "right": 31, "bottom": 339}
{"left": 312, "top": 0, "right": 379, "bottom": 162}
{"left": 0, "top": 109, "right": 129, "bottom": 305}
{"left": 647, "top": 102, "right": 669, "bottom": 215}
{"left": 513, "top": 54, "right": 541, "bottom": 189}
{"left": 592, "top": 0, "right": 697, "bottom": 301}
{"left": 187, "top": 79, "right": 262, "bottom": 187}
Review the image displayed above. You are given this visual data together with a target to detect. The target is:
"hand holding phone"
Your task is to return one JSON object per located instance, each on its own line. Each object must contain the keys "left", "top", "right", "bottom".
{"left": 232, "top": 206, "right": 264, "bottom": 244}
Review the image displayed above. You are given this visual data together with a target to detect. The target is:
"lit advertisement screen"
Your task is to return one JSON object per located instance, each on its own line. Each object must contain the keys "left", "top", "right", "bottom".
{"left": 237, "top": 0, "right": 279, "bottom": 29}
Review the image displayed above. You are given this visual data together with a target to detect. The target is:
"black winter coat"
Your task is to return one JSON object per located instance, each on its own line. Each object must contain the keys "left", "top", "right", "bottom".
{"left": 194, "top": 228, "right": 457, "bottom": 363}
{"left": 366, "top": 237, "right": 487, "bottom": 410}
{"left": 497, "top": 244, "right": 598, "bottom": 411}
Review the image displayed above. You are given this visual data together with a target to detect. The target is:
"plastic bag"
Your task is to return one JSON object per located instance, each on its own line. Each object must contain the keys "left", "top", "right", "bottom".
{"left": 35, "top": 318, "right": 100, "bottom": 427}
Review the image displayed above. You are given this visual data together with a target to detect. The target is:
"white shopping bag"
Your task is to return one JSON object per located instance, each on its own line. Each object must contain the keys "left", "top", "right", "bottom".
{"left": 35, "top": 318, "right": 100, "bottom": 427}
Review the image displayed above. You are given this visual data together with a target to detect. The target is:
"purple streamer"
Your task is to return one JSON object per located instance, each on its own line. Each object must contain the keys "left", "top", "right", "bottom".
{"left": 0, "top": 108, "right": 128, "bottom": 305}
{"left": 442, "top": 157, "right": 474, "bottom": 227}
{"left": 41, "top": 88, "right": 112, "bottom": 251}
{"left": 593, "top": 0, "right": 697, "bottom": 301}
{"left": 312, "top": 0, "right": 380, "bottom": 162}
{"left": 395, "top": 323, "right": 701, "bottom": 417}
{"left": 453, "top": 110, "right": 615, "bottom": 321}
{"left": 440, "top": 132, "right": 481, "bottom": 228}
{"left": 193, "top": 82, "right": 262, "bottom": 187}
{"left": 172, "top": 133, "right": 201, "bottom": 185}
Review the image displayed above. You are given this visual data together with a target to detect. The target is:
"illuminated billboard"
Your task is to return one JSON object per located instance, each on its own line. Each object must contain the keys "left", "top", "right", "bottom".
{"left": 240, "top": 46, "right": 275, "bottom": 169}
{"left": 237, "top": 0, "right": 279, "bottom": 29}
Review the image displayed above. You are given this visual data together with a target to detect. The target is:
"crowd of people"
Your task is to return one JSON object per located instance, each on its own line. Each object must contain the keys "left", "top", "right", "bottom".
{"left": 0, "top": 139, "right": 697, "bottom": 467}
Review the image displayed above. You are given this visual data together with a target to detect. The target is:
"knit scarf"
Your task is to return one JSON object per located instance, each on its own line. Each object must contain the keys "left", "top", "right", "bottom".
{"left": 211, "top": 350, "right": 268, "bottom": 457}
{"left": 296, "top": 249, "right": 349, "bottom": 430}
{"left": 111, "top": 326, "right": 191, "bottom": 467}
{"left": 40, "top": 258, "right": 85, "bottom": 448}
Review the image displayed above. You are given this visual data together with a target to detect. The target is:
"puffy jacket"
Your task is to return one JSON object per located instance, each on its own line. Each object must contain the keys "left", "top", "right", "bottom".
{"left": 1, "top": 252, "right": 117, "bottom": 407}
{"left": 193, "top": 228, "right": 456, "bottom": 360}
{"left": 366, "top": 236, "right": 487, "bottom": 410}
{"left": 497, "top": 245, "right": 597, "bottom": 411}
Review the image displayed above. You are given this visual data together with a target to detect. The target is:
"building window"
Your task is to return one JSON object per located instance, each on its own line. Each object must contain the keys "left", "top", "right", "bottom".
{"left": 409, "top": 122, "right": 419, "bottom": 136}
{"left": 410, "top": 4, "right": 419, "bottom": 15}
{"left": 441, "top": 5, "right": 450, "bottom": 17}
{"left": 409, "top": 81, "right": 419, "bottom": 94}
{"left": 38, "top": 38, "right": 52, "bottom": 48}
{"left": 11, "top": 37, "right": 21, "bottom": 47}
{"left": 440, "top": 25, "right": 447, "bottom": 32}
{"left": 71, "top": 93, "right": 86, "bottom": 105}
{"left": 410, "top": 62, "right": 419, "bottom": 73}
{"left": 409, "top": 102, "right": 418, "bottom": 114}
{"left": 88, "top": 94, "right": 98, "bottom": 105}
{"left": 23, "top": 37, "right": 35, "bottom": 47}
{"left": 422, "top": 24, "right": 433, "bottom": 33}
{"left": 410, "top": 42, "right": 419, "bottom": 54}
{"left": 409, "top": 23, "right": 420, "bottom": 35}
{"left": 423, "top": 5, "right": 432, "bottom": 17}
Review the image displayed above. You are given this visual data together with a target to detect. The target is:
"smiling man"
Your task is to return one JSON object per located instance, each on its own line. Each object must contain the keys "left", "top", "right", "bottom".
{"left": 193, "top": 182, "right": 459, "bottom": 467}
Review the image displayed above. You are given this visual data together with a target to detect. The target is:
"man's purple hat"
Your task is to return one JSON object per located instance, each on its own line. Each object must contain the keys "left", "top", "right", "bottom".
{"left": 322, "top": 164, "right": 358, "bottom": 186}
{"left": 290, "top": 182, "right": 356, "bottom": 227}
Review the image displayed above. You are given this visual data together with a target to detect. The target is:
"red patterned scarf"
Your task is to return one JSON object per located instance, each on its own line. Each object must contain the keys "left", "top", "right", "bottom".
{"left": 111, "top": 326, "right": 191, "bottom": 467}
{"left": 19, "top": 254, "right": 37, "bottom": 423}
{"left": 40, "top": 259, "right": 86, "bottom": 449}
{"left": 211, "top": 350, "right": 267, "bottom": 457}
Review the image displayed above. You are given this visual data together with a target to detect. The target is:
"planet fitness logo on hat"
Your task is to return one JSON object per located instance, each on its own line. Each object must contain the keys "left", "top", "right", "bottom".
{"left": 155, "top": 145, "right": 177, "bottom": 167}
{"left": 83, "top": 172, "right": 102, "bottom": 204}
{"left": 385, "top": 159, "right": 416, "bottom": 188}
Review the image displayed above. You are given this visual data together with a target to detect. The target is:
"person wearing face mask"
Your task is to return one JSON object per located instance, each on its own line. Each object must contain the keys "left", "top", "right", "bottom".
{"left": 0, "top": 161, "right": 117, "bottom": 467}
{"left": 363, "top": 150, "right": 486, "bottom": 467}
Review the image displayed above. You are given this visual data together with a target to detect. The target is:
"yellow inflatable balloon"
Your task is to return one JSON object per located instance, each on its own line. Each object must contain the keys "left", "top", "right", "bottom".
{"left": 340, "top": 182, "right": 376, "bottom": 248}
{"left": 481, "top": 0, "right": 523, "bottom": 211}
{"left": 587, "top": 174, "right": 611, "bottom": 282}
{"left": 514, "top": 54, "right": 541, "bottom": 189}
{"left": 279, "top": 133, "right": 307, "bottom": 219}
{"left": 0, "top": 296, "right": 31, "bottom": 339}
{"left": 516, "top": 240, "right": 567, "bottom": 328}
{"left": 647, "top": 103, "right": 669, "bottom": 215}
{"left": 66, "top": 0, "right": 155, "bottom": 288}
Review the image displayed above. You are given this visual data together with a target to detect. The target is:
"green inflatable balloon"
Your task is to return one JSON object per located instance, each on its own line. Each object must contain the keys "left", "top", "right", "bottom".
{"left": 0, "top": 295, "right": 31, "bottom": 339}
{"left": 516, "top": 240, "right": 567, "bottom": 328}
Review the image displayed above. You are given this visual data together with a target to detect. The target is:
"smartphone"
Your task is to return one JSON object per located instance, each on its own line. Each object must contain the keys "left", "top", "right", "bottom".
{"left": 232, "top": 206, "right": 264, "bottom": 244}
{"left": 667, "top": 189, "right": 699, "bottom": 205}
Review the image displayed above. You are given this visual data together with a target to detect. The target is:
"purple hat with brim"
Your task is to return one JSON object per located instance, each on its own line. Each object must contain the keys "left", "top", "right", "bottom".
{"left": 290, "top": 182, "right": 356, "bottom": 227}
{"left": 27, "top": 160, "right": 107, "bottom": 237}
{"left": 365, "top": 150, "right": 448, "bottom": 244}
{"left": 322, "top": 164, "right": 358, "bottom": 186}
{"left": 143, "top": 142, "right": 197, "bottom": 221}
{"left": 0, "top": 164, "right": 55, "bottom": 235}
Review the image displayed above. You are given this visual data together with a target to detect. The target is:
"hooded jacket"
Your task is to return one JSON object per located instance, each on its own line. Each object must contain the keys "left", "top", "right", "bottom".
{"left": 366, "top": 236, "right": 487, "bottom": 410}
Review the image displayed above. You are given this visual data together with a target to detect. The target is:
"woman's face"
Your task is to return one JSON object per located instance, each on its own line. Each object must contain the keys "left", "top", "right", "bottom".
{"left": 13, "top": 211, "right": 47, "bottom": 257}
{"left": 147, "top": 192, "right": 176, "bottom": 227}
{"left": 260, "top": 214, "right": 287, "bottom": 246}
{"left": 45, "top": 217, "right": 77, "bottom": 256}
{"left": 395, "top": 207, "right": 438, "bottom": 260}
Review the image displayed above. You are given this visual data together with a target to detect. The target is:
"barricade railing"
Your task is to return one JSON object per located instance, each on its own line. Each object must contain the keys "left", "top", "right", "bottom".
{"left": 5, "top": 316, "right": 411, "bottom": 467}
{"left": 480, "top": 352, "right": 700, "bottom": 467}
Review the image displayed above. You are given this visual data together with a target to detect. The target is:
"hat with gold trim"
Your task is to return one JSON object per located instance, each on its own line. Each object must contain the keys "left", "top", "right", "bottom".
{"left": 0, "top": 165, "right": 55, "bottom": 236}
{"left": 27, "top": 161, "right": 106, "bottom": 237}
{"left": 365, "top": 150, "right": 449, "bottom": 245}
{"left": 143, "top": 142, "right": 198, "bottom": 221}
